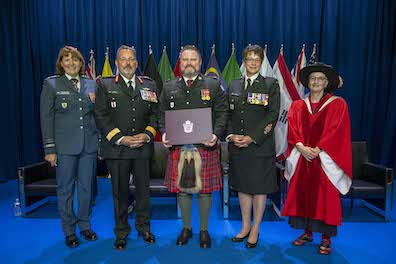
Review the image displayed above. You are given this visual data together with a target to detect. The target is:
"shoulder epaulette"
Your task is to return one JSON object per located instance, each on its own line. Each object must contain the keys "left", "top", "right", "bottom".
{"left": 138, "top": 75, "right": 153, "bottom": 82}
{"left": 47, "top": 75, "right": 60, "bottom": 79}
{"left": 102, "top": 75, "right": 116, "bottom": 79}
{"left": 206, "top": 75, "right": 218, "bottom": 80}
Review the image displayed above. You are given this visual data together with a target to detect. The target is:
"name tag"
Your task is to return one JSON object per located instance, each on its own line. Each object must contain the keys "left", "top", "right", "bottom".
{"left": 56, "top": 91, "right": 70, "bottom": 95}
{"left": 247, "top": 93, "right": 269, "bottom": 106}
{"left": 108, "top": 91, "right": 119, "bottom": 94}
{"left": 140, "top": 90, "right": 158, "bottom": 103}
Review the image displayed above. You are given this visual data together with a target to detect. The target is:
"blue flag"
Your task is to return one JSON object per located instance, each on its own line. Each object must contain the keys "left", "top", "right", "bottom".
{"left": 205, "top": 52, "right": 227, "bottom": 91}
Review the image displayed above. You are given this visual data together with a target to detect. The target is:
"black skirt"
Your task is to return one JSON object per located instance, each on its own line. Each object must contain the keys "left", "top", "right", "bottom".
{"left": 229, "top": 153, "right": 278, "bottom": 195}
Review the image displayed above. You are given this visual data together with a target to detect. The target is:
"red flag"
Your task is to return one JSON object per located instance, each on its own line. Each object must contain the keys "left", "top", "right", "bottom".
{"left": 173, "top": 56, "right": 181, "bottom": 77}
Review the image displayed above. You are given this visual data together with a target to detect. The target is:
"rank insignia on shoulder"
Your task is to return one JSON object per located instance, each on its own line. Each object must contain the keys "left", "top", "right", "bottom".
{"left": 47, "top": 75, "right": 59, "bottom": 79}
{"left": 136, "top": 76, "right": 143, "bottom": 84}
{"left": 115, "top": 75, "right": 120, "bottom": 82}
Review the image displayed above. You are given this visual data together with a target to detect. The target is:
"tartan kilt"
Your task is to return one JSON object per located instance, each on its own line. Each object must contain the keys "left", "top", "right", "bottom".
{"left": 164, "top": 146, "right": 223, "bottom": 193}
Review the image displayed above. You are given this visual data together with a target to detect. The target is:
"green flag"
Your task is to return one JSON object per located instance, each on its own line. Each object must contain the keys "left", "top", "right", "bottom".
{"left": 222, "top": 53, "right": 242, "bottom": 86}
{"left": 158, "top": 47, "right": 175, "bottom": 82}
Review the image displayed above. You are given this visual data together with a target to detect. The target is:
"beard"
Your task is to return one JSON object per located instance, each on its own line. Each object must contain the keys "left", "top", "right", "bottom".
{"left": 182, "top": 65, "right": 199, "bottom": 78}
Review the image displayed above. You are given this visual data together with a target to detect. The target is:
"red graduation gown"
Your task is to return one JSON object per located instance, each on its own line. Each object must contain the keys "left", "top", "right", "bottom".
{"left": 281, "top": 95, "right": 352, "bottom": 226}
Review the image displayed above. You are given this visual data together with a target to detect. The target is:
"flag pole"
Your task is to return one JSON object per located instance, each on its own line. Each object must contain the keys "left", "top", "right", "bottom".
{"left": 280, "top": 44, "right": 284, "bottom": 55}
{"left": 211, "top": 44, "right": 215, "bottom": 55}
{"left": 105, "top": 47, "right": 109, "bottom": 59}
{"left": 302, "top": 43, "right": 306, "bottom": 51}
{"left": 163, "top": 45, "right": 166, "bottom": 52}
{"left": 264, "top": 44, "right": 268, "bottom": 55}
{"left": 231, "top": 43, "right": 235, "bottom": 55}
{"left": 149, "top": 45, "right": 152, "bottom": 54}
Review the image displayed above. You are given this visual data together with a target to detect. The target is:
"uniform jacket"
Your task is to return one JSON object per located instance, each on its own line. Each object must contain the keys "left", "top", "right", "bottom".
{"left": 40, "top": 74, "right": 99, "bottom": 155}
{"left": 159, "top": 74, "right": 228, "bottom": 146}
{"left": 227, "top": 75, "right": 280, "bottom": 157}
{"left": 94, "top": 75, "right": 159, "bottom": 159}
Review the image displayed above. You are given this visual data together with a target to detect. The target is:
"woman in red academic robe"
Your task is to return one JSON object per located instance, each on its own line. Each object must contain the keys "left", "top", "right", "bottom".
{"left": 281, "top": 63, "right": 352, "bottom": 255}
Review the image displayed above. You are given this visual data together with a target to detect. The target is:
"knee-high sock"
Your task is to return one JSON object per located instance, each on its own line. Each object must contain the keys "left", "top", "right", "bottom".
{"left": 177, "top": 193, "right": 193, "bottom": 229}
{"left": 197, "top": 193, "right": 212, "bottom": 231}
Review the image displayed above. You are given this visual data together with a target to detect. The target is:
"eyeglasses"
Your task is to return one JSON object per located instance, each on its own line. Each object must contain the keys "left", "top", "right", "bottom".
{"left": 309, "top": 76, "right": 328, "bottom": 83}
{"left": 244, "top": 58, "right": 262, "bottom": 64}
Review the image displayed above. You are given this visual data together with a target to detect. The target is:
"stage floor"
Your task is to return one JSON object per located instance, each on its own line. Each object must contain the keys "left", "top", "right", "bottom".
{"left": 0, "top": 178, "right": 393, "bottom": 263}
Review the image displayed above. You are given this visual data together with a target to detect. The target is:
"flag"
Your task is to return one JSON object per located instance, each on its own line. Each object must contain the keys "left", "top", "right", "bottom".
{"left": 143, "top": 47, "right": 163, "bottom": 94}
{"left": 308, "top": 44, "right": 318, "bottom": 65}
{"left": 273, "top": 48, "right": 301, "bottom": 160}
{"left": 260, "top": 49, "right": 274, "bottom": 78}
{"left": 291, "top": 45, "right": 307, "bottom": 97}
{"left": 86, "top": 50, "right": 97, "bottom": 80}
{"left": 101, "top": 48, "right": 113, "bottom": 77}
{"left": 173, "top": 48, "right": 182, "bottom": 77}
{"left": 158, "top": 46, "right": 175, "bottom": 82}
{"left": 205, "top": 46, "right": 227, "bottom": 91}
{"left": 222, "top": 46, "right": 242, "bottom": 88}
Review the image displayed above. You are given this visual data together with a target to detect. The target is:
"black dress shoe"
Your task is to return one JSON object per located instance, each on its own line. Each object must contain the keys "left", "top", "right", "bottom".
{"left": 114, "top": 238, "right": 127, "bottom": 251}
{"left": 176, "top": 227, "right": 192, "bottom": 246}
{"left": 200, "top": 230, "right": 211, "bottom": 248}
{"left": 231, "top": 231, "right": 250, "bottom": 242}
{"left": 138, "top": 231, "right": 156, "bottom": 244}
{"left": 65, "top": 234, "right": 79, "bottom": 248}
{"left": 80, "top": 229, "right": 97, "bottom": 241}
{"left": 246, "top": 234, "right": 259, "bottom": 249}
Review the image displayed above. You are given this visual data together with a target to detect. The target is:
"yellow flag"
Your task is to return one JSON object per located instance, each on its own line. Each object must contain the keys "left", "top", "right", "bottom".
{"left": 101, "top": 49, "right": 113, "bottom": 77}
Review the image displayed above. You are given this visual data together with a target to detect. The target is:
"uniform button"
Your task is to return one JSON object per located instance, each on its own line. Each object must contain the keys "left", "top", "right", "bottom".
{"left": 186, "top": 102, "right": 190, "bottom": 105}
{"left": 242, "top": 102, "right": 245, "bottom": 104}
{"left": 132, "top": 108, "right": 135, "bottom": 111}
{"left": 241, "top": 110, "right": 244, "bottom": 113}
{"left": 78, "top": 98, "right": 82, "bottom": 102}
{"left": 79, "top": 107, "right": 82, "bottom": 110}
{"left": 132, "top": 99, "right": 135, "bottom": 102}
{"left": 187, "top": 91, "right": 190, "bottom": 94}
{"left": 240, "top": 120, "right": 244, "bottom": 123}
{"left": 80, "top": 117, "right": 83, "bottom": 120}
{"left": 241, "top": 129, "right": 244, "bottom": 132}
{"left": 132, "top": 118, "right": 136, "bottom": 121}
{"left": 132, "top": 129, "right": 135, "bottom": 132}
{"left": 80, "top": 126, "right": 83, "bottom": 129}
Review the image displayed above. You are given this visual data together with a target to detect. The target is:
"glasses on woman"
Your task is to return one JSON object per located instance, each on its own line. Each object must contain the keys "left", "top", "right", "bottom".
{"left": 244, "top": 58, "right": 262, "bottom": 64}
{"left": 309, "top": 76, "right": 328, "bottom": 83}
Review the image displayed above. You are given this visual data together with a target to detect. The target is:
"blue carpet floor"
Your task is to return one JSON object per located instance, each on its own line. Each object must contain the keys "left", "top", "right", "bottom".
{"left": 0, "top": 178, "right": 394, "bottom": 264}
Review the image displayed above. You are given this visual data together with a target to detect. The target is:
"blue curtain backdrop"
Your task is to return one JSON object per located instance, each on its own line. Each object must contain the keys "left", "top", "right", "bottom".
{"left": 1, "top": 0, "right": 395, "bottom": 181}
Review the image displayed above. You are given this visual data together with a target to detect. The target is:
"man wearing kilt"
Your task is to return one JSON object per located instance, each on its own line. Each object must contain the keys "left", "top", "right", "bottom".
{"left": 159, "top": 45, "right": 228, "bottom": 248}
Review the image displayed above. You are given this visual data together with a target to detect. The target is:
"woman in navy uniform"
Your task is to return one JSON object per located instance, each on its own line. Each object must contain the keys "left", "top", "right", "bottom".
{"left": 227, "top": 45, "right": 280, "bottom": 248}
{"left": 40, "top": 46, "right": 99, "bottom": 248}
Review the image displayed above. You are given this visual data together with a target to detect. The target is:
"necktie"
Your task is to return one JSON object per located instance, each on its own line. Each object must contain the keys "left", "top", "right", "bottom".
{"left": 246, "top": 78, "right": 251, "bottom": 90}
{"left": 71, "top": 78, "right": 79, "bottom": 92}
{"left": 187, "top": 79, "right": 193, "bottom": 87}
{"left": 128, "top": 80, "right": 134, "bottom": 89}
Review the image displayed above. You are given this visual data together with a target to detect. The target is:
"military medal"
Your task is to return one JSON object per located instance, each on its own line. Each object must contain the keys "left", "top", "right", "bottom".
{"left": 201, "top": 89, "right": 210, "bottom": 101}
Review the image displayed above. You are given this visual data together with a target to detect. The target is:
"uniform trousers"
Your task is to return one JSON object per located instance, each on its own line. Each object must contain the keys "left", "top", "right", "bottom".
{"left": 56, "top": 150, "right": 97, "bottom": 236}
{"left": 106, "top": 159, "right": 151, "bottom": 239}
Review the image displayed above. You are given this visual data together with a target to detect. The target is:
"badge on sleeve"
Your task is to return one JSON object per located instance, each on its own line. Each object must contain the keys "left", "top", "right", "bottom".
{"left": 170, "top": 102, "right": 175, "bottom": 108}
{"left": 61, "top": 102, "right": 68, "bottom": 109}
{"left": 201, "top": 89, "right": 210, "bottom": 101}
